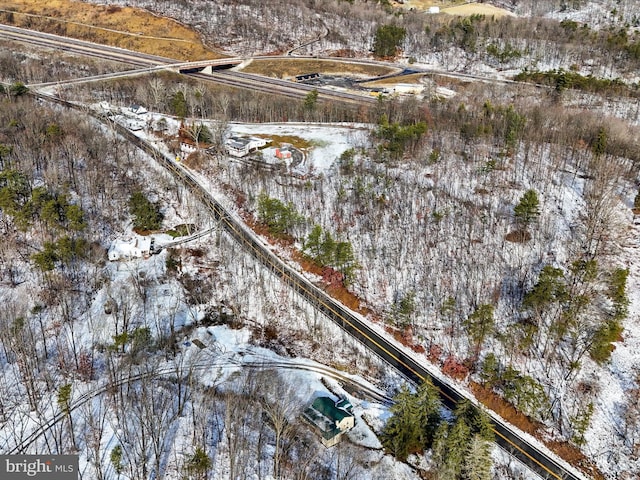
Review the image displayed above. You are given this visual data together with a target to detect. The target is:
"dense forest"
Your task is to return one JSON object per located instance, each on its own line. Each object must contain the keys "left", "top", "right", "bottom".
{"left": 1, "top": 0, "right": 640, "bottom": 479}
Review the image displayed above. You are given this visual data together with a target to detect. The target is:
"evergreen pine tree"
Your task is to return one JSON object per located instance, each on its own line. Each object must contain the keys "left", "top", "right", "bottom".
{"left": 334, "top": 241, "right": 355, "bottom": 271}
{"left": 110, "top": 445, "right": 124, "bottom": 475}
{"left": 303, "top": 224, "right": 323, "bottom": 260}
{"left": 303, "top": 89, "right": 319, "bottom": 113}
{"left": 187, "top": 447, "right": 212, "bottom": 480}
{"left": 607, "top": 267, "right": 630, "bottom": 320}
{"left": 373, "top": 25, "right": 407, "bottom": 58}
{"left": 256, "top": 192, "right": 302, "bottom": 236}
{"left": 570, "top": 402, "right": 594, "bottom": 446}
{"left": 171, "top": 91, "right": 188, "bottom": 118}
{"left": 381, "top": 384, "right": 422, "bottom": 461}
{"left": 392, "top": 290, "right": 417, "bottom": 328}
{"left": 9, "top": 82, "right": 28, "bottom": 96}
{"left": 129, "top": 191, "right": 164, "bottom": 231}
{"left": 465, "top": 304, "right": 495, "bottom": 359}
{"left": 555, "top": 69, "right": 569, "bottom": 93}
{"left": 522, "top": 265, "right": 567, "bottom": 311}
{"left": 430, "top": 421, "right": 450, "bottom": 477}
{"left": 591, "top": 127, "right": 608, "bottom": 157}
{"left": 430, "top": 401, "right": 495, "bottom": 479}
{"left": 320, "top": 230, "right": 336, "bottom": 265}
{"left": 442, "top": 417, "right": 471, "bottom": 479}
{"left": 480, "top": 353, "right": 500, "bottom": 386}
{"left": 415, "top": 380, "right": 442, "bottom": 447}
{"left": 634, "top": 189, "right": 640, "bottom": 210}
{"left": 514, "top": 189, "right": 540, "bottom": 228}
{"left": 463, "top": 435, "right": 493, "bottom": 480}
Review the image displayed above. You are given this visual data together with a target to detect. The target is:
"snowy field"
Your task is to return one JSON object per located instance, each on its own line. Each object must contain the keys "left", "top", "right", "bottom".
{"left": 229, "top": 122, "right": 371, "bottom": 175}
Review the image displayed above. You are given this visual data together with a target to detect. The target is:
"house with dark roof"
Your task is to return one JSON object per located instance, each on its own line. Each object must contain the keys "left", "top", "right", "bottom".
{"left": 128, "top": 104, "right": 148, "bottom": 115}
{"left": 302, "top": 395, "right": 355, "bottom": 447}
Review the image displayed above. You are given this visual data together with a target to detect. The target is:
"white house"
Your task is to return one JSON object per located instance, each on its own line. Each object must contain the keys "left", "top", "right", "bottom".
{"left": 225, "top": 136, "right": 269, "bottom": 157}
{"left": 108, "top": 236, "right": 153, "bottom": 261}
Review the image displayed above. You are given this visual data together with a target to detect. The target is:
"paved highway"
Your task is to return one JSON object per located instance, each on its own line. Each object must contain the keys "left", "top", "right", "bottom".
{"left": 0, "top": 23, "right": 377, "bottom": 106}
{"left": 0, "top": 23, "right": 532, "bottom": 103}
{"left": 1, "top": 22, "right": 590, "bottom": 479}
{"left": 1, "top": 23, "right": 526, "bottom": 103}
{"left": 58, "top": 97, "right": 586, "bottom": 480}
{"left": 111, "top": 107, "right": 589, "bottom": 480}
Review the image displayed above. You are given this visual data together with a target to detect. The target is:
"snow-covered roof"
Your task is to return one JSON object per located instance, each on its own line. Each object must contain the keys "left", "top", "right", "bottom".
{"left": 108, "top": 236, "right": 153, "bottom": 260}
{"left": 129, "top": 104, "right": 148, "bottom": 115}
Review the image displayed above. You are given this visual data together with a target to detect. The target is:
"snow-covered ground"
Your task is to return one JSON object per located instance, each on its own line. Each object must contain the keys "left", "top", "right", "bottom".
{"left": 229, "top": 122, "right": 371, "bottom": 174}
{"left": 68, "top": 94, "right": 637, "bottom": 479}
{"left": 3, "top": 0, "right": 639, "bottom": 476}
{"left": 583, "top": 231, "right": 640, "bottom": 475}
{"left": 1, "top": 96, "right": 633, "bottom": 477}
{"left": 172, "top": 119, "right": 639, "bottom": 479}
{"left": 89, "top": 249, "right": 424, "bottom": 479}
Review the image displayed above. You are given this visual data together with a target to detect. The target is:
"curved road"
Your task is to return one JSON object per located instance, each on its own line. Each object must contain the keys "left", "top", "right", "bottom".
{"left": 0, "top": 22, "right": 535, "bottom": 97}
{"left": 5, "top": 347, "right": 390, "bottom": 454}
{"left": 1, "top": 23, "right": 533, "bottom": 106}
{"left": 0, "top": 23, "right": 377, "bottom": 106}
{"left": 0, "top": 22, "right": 590, "bottom": 479}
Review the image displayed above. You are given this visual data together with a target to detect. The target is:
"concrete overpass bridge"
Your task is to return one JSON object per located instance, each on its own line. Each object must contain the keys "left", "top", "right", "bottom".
{"left": 26, "top": 58, "right": 247, "bottom": 89}
{"left": 173, "top": 58, "right": 245, "bottom": 74}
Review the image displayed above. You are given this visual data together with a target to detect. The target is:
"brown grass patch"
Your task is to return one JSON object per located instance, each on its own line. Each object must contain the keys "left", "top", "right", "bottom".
{"left": 0, "top": 0, "right": 222, "bottom": 60}
{"left": 241, "top": 58, "right": 398, "bottom": 79}
{"left": 291, "top": 250, "right": 372, "bottom": 317}
{"left": 505, "top": 229, "right": 532, "bottom": 243}
{"left": 391, "top": 0, "right": 456, "bottom": 9}
{"left": 252, "top": 134, "right": 313, "bottom": 150}
{"left": 470, "top": 381, "right": 539, "bottom": 435}
{"left": 545, "top": 440, "right": 606, "bottom": 480}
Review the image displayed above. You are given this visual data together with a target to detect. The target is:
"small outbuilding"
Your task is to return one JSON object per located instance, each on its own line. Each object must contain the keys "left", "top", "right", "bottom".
{"left": 302, "top": 395, "right": 355, "bottom": 447}
{"left": 180, "top": 142, "right": 198, "bottom": 154}
{"left": 275, "top": 146, "right": 293, "bottom": 160}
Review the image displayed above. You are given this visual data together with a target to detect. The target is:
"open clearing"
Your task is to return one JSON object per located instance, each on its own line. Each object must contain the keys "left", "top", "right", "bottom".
{"left": 441, "top": 2, "right": 516, "bottom": 17}
{"left": 240, "top": 58, "right": 399, "bottom": 79}
{"left": 0, "top": 0, "right": 222, "bottom": 60}
{"left": 394, "top": 0, "right": 516, "bottom": 18}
